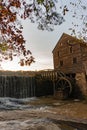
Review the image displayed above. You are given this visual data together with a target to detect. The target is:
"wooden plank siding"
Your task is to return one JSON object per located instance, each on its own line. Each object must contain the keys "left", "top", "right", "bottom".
{"left": 53, "top": 33, "right": 87, "bottom": 74}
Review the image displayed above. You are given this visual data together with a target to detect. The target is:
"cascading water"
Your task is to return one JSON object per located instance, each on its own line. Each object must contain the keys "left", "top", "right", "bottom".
{"left": 0, "top": 75, "right": 53, "bottom": 98}
{"left": 0, "top": 72, "right": 86, "bottom": 130}
{"left": 0, "top": 76, "right": 36, "bottom": 98}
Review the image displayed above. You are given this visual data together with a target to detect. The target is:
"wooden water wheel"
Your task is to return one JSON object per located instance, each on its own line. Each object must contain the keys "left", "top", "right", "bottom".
{"left": 55, "top": 77, "right": 72, "bottom": 98}
{"left": 57, "top": 71, "right": 66, "bottom": 78}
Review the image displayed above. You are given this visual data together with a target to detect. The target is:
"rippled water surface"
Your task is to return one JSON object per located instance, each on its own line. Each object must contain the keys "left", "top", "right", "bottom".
{"left": 0, "top": 97, "right": 87, "bottom": 130}
{"left": 0, "top": 118, "right": 79, "bottom": 130}
{"left": 0, "top": 97, "right": 37, "bottom": 110}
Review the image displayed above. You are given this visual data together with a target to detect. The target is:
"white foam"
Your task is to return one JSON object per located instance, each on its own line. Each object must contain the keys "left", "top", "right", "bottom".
{"left": 0, "top": 97, "right": 38, "bottom": 110}
{"left": 0, "top": 119, "right": 61, "bottom": 130}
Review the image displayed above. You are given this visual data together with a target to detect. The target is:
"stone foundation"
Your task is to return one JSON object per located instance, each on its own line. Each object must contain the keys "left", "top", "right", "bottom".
{"left": 75, "top": 72, "right": 87, "bottom": 97}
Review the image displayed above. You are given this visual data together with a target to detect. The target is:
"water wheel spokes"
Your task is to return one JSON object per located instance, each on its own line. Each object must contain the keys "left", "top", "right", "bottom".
{"left": 57, "top": 71, "right": 66, "bottom": 78}
{"left": 56, "top": 77, "right": 72, "bottom": 95}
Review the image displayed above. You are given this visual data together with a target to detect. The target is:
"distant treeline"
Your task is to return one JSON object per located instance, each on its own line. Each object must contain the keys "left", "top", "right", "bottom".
{"left": 0, "top": 70, "right": 37, "bottom": 77}
{"left": 0, "top": 69, "right": 54, "bottom": 77}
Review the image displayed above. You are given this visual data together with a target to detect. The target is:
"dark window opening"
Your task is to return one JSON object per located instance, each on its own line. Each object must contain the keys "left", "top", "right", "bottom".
{"left": 73, "top": 57, "right": 77, "bottom": 64}
{"left": 58, "top": 51, "right": 59, "bottom": 57}
{"left": 60, "top": 43, "right": 62, "bottom": 46}
{"left": 70, "top": 46, "right": 72, "bottom": 53}
{"left": 60, "top": 60, "right": 63, "bottom": 66}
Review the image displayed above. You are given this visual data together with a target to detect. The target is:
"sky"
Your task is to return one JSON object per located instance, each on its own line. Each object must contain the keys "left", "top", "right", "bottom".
{"left": 1, "top": 0, "right": 87, "bottom": 71}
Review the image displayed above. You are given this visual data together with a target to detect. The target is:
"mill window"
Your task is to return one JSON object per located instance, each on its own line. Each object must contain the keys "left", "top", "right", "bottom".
{"left": 73, "top": 57, "right": 77, "bottom": 64}
{"left": 70, "top": 46, "right": 73, "bottom": 53}
{"left": 60, "top": 43, "right": 62, "bottom": 46}
{"left": 60, "top": 60, "right": 63, "bottom": 66}
{"left": 58, "top": 51, "right": 59, "bottom": 57}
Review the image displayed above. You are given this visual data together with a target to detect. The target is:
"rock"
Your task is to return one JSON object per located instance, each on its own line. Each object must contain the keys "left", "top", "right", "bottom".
{"left": 74, "top": 99, "right": 80, "bottom": 102}
{"left": 53, "top": 103, "right": 61, "bottom": 106}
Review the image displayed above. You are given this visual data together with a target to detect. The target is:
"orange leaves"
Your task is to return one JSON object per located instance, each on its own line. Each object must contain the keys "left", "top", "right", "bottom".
{"left": 20, "top": 59, "right": 24, "bottom": 66}
{"left": 9, "top": 14, "right": 16, "bottom": 22}
{"left": 1, "top": 7, "right": 8, "bottom": 17}
{"left": 16, "top": 36, "right": 25, "bottom": 45}
{"left": 1, "top": 28, "right": 6, "bottom": 34}
{"left": 0, "top": 0, "right": 42, "bottom": 66}
{"left": 10, "top": 0, "right": 21, "bottom": 8}
{"left": 19, "top": 56, "right": 35, "bottom": 66}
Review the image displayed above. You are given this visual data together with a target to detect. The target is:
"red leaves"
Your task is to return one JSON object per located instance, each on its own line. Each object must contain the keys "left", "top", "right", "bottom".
{"left": 20, "top": 59, "right": 24, "bottom": 66}
{"left": 9, "top": 14, "right": 16, "bottom": 22}
{"left": 1, "top": 7, "right": 8, "bottom": 17}
{"left": 9, "top": 0, "right": 21, "bottom": 8}
{"left": 19, "top": 56, "right": 35, "bottom": 66}
{"left": 16, "top": 35, "right": 25, "bottom": 45}
{"left": 0, "top": 0, "right": 34, "bottom": 66}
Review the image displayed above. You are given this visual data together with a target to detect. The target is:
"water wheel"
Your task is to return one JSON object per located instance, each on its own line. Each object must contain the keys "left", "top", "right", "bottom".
{"left": 55, "top": 77, "right": 72, "bottom": 97}
{"left": 57, "top": 71, "right": 66, "bottom": 78}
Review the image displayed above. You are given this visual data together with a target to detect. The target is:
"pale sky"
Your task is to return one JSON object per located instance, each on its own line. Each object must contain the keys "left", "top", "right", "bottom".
{"left": 1, "top": 0, "right": 87, "bottom": 71}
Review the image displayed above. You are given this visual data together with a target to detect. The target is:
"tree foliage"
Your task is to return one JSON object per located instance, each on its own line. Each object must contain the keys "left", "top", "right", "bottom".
{"left": 0, "top": 0, "right": 87, "bottom": 66}
{"left": 0, "top": 0, "right": 64, "bottom": 66}
{"left": 67, "top": 1, "right": 87, "bottom": 41}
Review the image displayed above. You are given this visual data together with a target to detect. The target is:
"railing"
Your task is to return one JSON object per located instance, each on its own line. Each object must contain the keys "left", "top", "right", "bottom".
{"left": 36, "top": 70, "right": 66, "bottom": 81}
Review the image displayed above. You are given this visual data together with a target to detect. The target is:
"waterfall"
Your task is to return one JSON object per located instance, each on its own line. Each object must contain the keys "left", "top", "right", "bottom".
{"left": 0, "top": 76, "right": 36, "bottom": 98}
{"left": 0, "top": 75, "right": 53, "bottom": 98}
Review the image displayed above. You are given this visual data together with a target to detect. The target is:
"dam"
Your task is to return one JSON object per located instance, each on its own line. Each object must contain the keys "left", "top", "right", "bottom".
{"left": 0, "top": 71, "right": 53, "bottom": 98}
